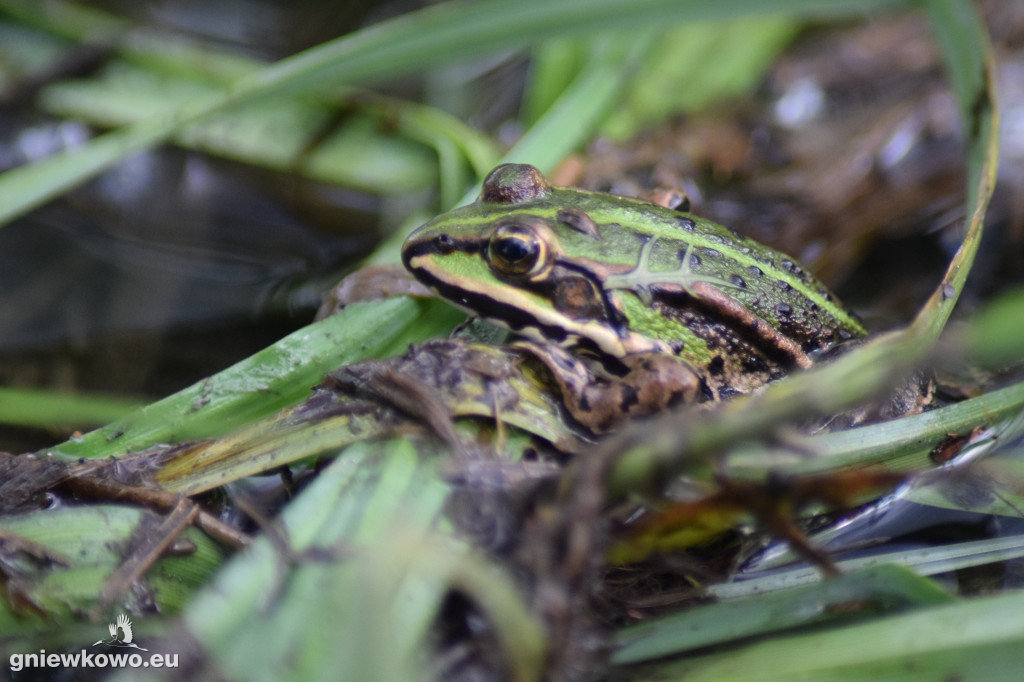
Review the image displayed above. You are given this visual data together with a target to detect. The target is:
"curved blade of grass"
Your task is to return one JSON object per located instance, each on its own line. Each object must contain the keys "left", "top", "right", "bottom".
{"left": 0, "top": 0, "right": 909, "bottom": 228}
{"left": 197, "top": 442, "right": 451, "bottom": 682}
{"left": 144, "top": 343, "right": 581, "bottom": 495}
{"left": 609, "top": 0, "right": 1000, "bottom": 496}
{"left": 725, "top": 284, "right": 1024, "bottom": 478}
{"left": 903, "top": 0, "right": 1000, "bottom": 340}
{"left": 600, "top": 17, "right": 799, "bottom": 139}
{"left": 499, "top": 38, "right": 649, "bottom": 178}
{"left": 613, "top": 564, "right": 952, "bottom": 665}
{"left": 371, "top": 35, "right": 653, "bottom": 262}
{"left": 40, "top": 58, "right": 503, "bottom": 196}
{"left": 43, "top": 297, "right": 465, "bottom": 460}
{"left": 142, "top": 441, "right": 543, "bottom": 682}
{"left": 788, "top": 377, "right": 1024, "bottom": 474}
{"left": 0, "top": 386, "right": 144, "bottom": 430}
{"left": 641, "top": 588, "right": 1024, "bottom": 681}
{"left": 904, "top": 452, "right": 1024, "bottom": 517}
{"left": 718, "top": 533, "right": 1024, "bottom": 599}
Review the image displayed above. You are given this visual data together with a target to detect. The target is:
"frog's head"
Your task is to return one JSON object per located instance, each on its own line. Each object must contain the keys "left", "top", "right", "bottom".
{"left": 402, "top": 164, "right": 661, "bottom": 357}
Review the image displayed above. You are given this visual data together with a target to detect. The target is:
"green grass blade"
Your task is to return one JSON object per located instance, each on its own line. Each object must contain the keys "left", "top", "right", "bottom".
{"left": 600, "top": 17, "right": 799, "bottom": 139}
{"left": 614, "top": 565, "right": 952, "bottom": 665}
{"left": 901, "top": 0, "right": 1000, "bottom": 342}
{"left": 155, "top": 441, "right": 542, "bottom": 682}
{"left": 0, "top": 0, "right": 908, "bottom": 227}
{"left": 790, "top": 377, "right": 1024, "bottom": 474}
{"left": 608, "top": 0, "right": 1000, "bottom": 497}
{"left": 641, "top": 589, "right": 1024, "bottom": 681}
{"left": 0, "top": 386, "right": 144, "bottom": 430}
{"left": 454, "top": 37, "right": 652, "bottom": 208}
{"left": 44, "top": 297, "right": 465, "bottom": 460}
{"left": 716, "top": 534, "right": 1024, "bottom": 599}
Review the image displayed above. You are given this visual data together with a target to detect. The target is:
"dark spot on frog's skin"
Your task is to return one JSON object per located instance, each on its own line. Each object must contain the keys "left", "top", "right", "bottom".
{"left": 748, "top": 265, "right": 763, "bottom": 277}
{"left": 838, "top": 328, "right": 855, "bottom": 341}
{"left": 717, "top": 385, "right": 741, "bottom": 400}
{"left": 942, "top": 283, "right": 957, "bottom": 300}
{"left": 676, "top": 217, "right": 696, "bottom": 232}
{"left": 780, "top": 259, "right": 796, "bottom": 273}
{"left": 705, "top": 234, "right": 725, "bottom": 244}
{"left": 557, "top": 208, "right": 601, "bottom": 238}
{"left": 741, "top": 353, "right": 768, "bottom": 374}
{"left": 481, "top": 164, "right": 551, "bottom": 204}
{"left": 618, "top": 383, "right": 640, "bottom": 411}
{"left": 544, "top": 325, "right": 568, "bottom": 343}
{"left": 707, "top": 355, "right": 725, "bottom": 376}
{"left": 667, "top": 389, "right": 687, "bottom": 407}
{"left": 701, "top": 247, "right": 722, "bottom": 259}
{"left": 804, "top": 334, "right": 826, "bottom": 352}
{"left": 778, "top": 281, "right": 793, "bottom": 293}
{"left": 730, "top": 274, "right": 746, "bottom": 289}
{"left": 776, "top": 302, "right": 793, "bottom": 318}
{"left": 552, "top": 278, "right": 606, "bottom": 319}
{"left": 686, "top": 251, "right": 702, "bottom": 268}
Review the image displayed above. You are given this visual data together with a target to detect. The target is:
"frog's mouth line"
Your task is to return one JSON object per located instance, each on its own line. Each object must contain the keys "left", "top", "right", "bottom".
{"left": 404, "top": 244, "right": 575, "bottom": 348}
{"left": 404, "top": 232, "right": 629, "bottom": 326}
{"left": 403, "top": 234, "right": 641, "bottom": 354}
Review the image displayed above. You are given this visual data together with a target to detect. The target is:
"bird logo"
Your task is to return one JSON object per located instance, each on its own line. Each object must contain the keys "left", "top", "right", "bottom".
{"left": 92, "top": 614, "right": 149, "bottom": 651}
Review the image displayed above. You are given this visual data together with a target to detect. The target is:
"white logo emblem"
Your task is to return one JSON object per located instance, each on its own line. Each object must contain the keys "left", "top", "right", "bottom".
{"left": 91, "top": 614, "right": 148, "bottom": 651}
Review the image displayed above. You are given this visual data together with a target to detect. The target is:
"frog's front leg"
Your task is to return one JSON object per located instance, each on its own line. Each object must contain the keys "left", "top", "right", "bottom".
{"left": 518, "top": 342, "right": 703, "bottom": 433}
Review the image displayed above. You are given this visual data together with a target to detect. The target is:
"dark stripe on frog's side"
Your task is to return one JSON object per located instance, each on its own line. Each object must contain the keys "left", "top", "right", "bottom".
{"left": 645, "top": 295, "right": 795, "bottom": 397}
{"left": 658, "top": 282, "right": 813, "bottom": 369}
{"left": 600, "top": 236, "right": 862, "bottom": 349}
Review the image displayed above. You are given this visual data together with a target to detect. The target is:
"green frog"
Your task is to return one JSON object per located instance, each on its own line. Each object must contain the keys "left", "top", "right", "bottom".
{"left": 402, "top": 164, "right": 865, "bottom": 432}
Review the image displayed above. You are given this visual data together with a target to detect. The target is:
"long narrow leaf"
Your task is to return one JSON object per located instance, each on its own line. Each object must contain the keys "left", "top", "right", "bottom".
{"left": 45, "top": 297, "right": 465, "bottom": 460}
{"left": 0, "top": 0, "right": 907, "bottom": 227}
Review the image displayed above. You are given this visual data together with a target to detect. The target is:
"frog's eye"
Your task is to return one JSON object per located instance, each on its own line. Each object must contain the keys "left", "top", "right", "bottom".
{"left": 486, "top": 221, "right": 553, "bottom": 280}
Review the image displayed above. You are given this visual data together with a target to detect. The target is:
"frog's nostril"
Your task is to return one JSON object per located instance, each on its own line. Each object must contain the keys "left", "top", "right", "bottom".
{"left": 434, "top": 234, "right": 456, "bottom": 254}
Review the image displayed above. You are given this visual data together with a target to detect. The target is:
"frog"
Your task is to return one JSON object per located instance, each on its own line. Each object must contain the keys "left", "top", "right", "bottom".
{"left": 401, "top": 163, "right": 866, "bottom": 433}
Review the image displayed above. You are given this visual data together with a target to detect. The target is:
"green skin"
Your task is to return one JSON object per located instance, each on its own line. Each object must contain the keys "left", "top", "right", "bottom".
{"left": 402, "top": 164, "right": 865, "bottom": 428}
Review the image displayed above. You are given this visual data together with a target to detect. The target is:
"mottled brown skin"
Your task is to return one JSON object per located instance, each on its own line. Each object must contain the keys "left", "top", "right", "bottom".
{"left": 519, "top": 343, "right": 701, "bottom": 432}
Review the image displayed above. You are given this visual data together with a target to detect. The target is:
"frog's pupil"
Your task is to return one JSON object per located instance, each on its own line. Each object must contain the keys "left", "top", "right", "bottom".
{"left": 488, "top": 223, "right": 546, "bottom": 277}
{"left": 496, "top": 236, "right": 534, "bottom": 265}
